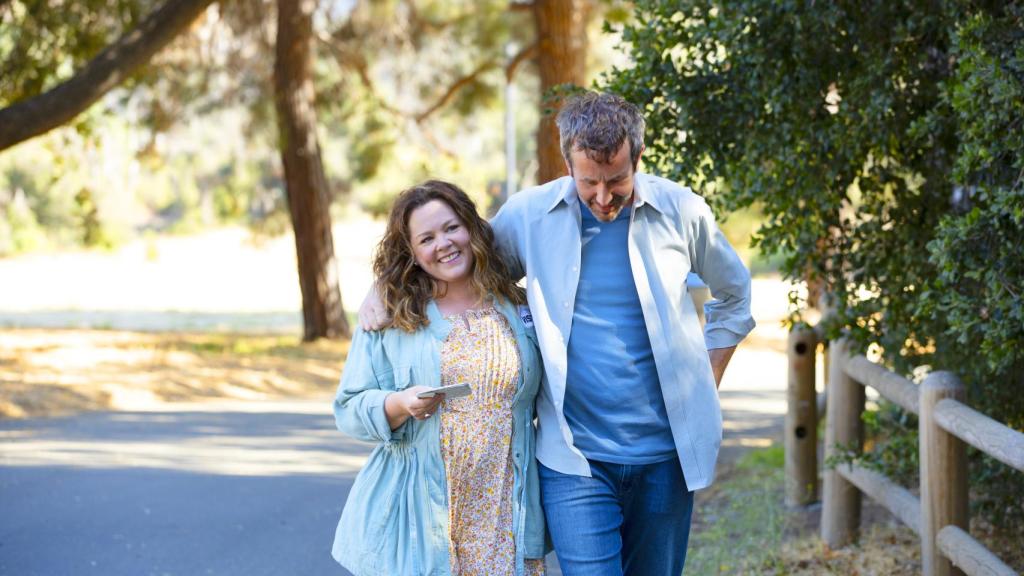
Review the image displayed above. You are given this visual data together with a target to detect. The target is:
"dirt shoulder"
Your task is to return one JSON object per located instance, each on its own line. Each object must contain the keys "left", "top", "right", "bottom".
{"left": 0, "top": 329, "right": 347, "bottom": 419}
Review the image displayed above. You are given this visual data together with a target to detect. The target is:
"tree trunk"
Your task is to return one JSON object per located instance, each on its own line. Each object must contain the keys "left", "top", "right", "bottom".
{"left": 532, "top": 0, "right": 593, "bottom": 184}
{"left": 274, "top": 0, "right": 349, "bottom": 341}
{"left": 0, "top": 0, "right": 215, "bottom": 152}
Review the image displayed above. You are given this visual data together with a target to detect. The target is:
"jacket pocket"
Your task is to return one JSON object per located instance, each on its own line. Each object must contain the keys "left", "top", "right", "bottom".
{"left": 393, "top": 365, "right": 421, "bottom": 391}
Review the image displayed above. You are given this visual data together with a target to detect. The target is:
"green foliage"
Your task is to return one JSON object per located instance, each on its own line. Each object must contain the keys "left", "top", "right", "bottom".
{"left": 0, "top": 0, "right": 214, "bottom": 135}
{"left": 606, "top": 1, "right": 957, "bottom": 363}
{"left": 0, "top": 197, "right": 47, "bottom": 255}
{"left": 861, "top": 405, "right": 920, "bottom": 487}
{"left": 0, "top": 0, "right": 616, "bottom": 249}
{"left": 74, "top": 187, "right": 113, "bottom": 249}
{"left": 0, "top": 0, "right": 150, "bottom": 106}
{"left": 920, "top": 6, "right": 1024, "bottom": 523}
{"left": 606, "top": 0, "right": 1023, "bottom": 526}
{"left": 828, "top": 402, "right": 920, "bottom": 488}
{"left": 920, "top": 6, "right": 1024, "bottom": 381}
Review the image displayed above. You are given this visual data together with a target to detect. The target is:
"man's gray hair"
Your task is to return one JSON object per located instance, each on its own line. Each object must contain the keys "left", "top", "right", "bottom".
{"left": 556, "top": 91, "right": 645, "bottom": 168}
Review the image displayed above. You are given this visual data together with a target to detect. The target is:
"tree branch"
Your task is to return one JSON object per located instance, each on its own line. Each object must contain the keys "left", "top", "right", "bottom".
{"left": 319, "top": 33, "right": 500, "bottom": 126}
{"left": 506, "top": 42, "right": 538, "bottom": 81}
{"left": 317, "top": 36, "right": 406, "bottom": 117}
{"left": 0, "top": 0, "right": 216, "bottom": 152}
{"left": 403, "top": 0, "right": 458, "bottom": 35}
{"left": 414, "top": 59, "right": 498, "bottom": 122}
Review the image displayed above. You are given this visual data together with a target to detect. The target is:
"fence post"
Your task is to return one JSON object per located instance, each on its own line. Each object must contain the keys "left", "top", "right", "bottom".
{"left": 818, "top": 338, "right": 829, "bottom": 418}
{"left": 786, "top": 325, "right": 819, "bottom": 506}
{"left": 821, "top": 337, "right": 864, "bottom": 547}
{"left": 920, "top": 372, "right": 968, "bottom": 576}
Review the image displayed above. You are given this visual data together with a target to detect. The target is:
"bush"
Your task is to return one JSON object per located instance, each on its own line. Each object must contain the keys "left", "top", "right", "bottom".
{"left": 604, "top": 0, "right": 1023, "bottom": 526}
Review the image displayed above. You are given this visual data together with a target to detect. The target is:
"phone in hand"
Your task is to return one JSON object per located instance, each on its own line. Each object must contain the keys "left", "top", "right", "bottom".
{"left": 416, "top": 383, "right": 472, "bottom": 399}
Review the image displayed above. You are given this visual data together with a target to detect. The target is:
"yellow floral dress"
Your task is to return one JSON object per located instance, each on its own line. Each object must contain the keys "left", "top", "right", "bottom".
{"left": 439, "top": 306, "right": 545, "bottom": 576}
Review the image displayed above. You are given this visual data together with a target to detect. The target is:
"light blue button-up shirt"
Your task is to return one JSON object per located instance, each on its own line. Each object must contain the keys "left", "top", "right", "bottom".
{"left": 491, "top": 173, "right": 755, "bottom": 490}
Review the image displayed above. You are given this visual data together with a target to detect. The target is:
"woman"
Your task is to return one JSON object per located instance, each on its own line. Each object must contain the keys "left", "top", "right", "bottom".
{"left": 331, "top": 180, "right": 546, "bottom": 576}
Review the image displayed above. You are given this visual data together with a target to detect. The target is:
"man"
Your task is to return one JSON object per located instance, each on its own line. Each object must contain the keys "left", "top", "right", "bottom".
{"left": 363, "top": 91, "right": 754, "bottom": 575}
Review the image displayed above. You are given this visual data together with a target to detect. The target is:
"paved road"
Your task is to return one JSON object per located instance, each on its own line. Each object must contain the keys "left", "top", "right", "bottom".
{"left": 0, "top": 400, "right": 567, "bottom": 576}
{"left": 0, "top": 400, "right": 366, "bottom": 576}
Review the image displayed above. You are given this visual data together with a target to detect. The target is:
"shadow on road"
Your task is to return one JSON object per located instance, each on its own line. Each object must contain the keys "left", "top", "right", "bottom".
{"left": 0, "top": 401, "right": 367, "bottom": 575}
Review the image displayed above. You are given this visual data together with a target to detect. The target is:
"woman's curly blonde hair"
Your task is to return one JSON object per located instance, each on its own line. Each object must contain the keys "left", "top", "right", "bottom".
{"left": 373, "top": 180, "right": 525, "bottom": 332}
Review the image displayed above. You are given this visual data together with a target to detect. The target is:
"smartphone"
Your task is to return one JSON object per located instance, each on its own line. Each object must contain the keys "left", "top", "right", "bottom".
{"left": 415, "top": 383, "right": 472, "bottom": 399}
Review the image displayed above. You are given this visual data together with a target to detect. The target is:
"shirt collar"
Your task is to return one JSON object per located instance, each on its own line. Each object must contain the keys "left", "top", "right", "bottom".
{"left": 631, "top": 173, "right": 667, "bottom": 214}
{"left": 425, "top": 300, "right": 453, "bottom": 341}
{"left": 546, "top": 176, "right": 577, "bottom": 213}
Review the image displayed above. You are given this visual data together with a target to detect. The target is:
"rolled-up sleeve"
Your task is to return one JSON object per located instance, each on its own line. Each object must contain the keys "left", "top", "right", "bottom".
{"left": 333, "top": 328, "right": 409, "bottom": 443}
{"left": 689, "top": 202, "right": 756, "bottom": 350}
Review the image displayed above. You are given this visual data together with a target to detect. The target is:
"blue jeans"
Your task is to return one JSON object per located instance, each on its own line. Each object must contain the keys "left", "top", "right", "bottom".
{"left": 540, "top": 458, "right": 694, "bottom": 576}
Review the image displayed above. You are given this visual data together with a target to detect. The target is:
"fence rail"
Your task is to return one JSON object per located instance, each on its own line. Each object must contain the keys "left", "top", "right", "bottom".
{"left": 787, "top": 335, "right": 1024, "bottom": 576}
{"left": 933, "top": 399, "right": 1024, "bottom": 472}
{"left": 937, "top": 526, "right": 1018, "bottom": 576}
{"left": 842, "top": 354, "right": 919, "bottom": 414}
{"left": 835, "top": 462, "right": 921, "bottom": 535}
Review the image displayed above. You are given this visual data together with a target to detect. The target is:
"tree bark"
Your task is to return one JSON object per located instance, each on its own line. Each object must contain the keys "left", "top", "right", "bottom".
{"left": 532, "top": 0, "right": 593, "bottom": 184}
{"left": 274, "top": 0, "right": 349, "bottom": 341}
{"left": 0, "top": 0, "right": 215, "bottom": 152}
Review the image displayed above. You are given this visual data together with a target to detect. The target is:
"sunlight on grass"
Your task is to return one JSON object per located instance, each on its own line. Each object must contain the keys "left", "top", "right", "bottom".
{"left": 172, "top": 333, "right": 349, "bottom": 361}
{"left": 687, "top": 445, "right": 787, "bottom": 574}
{"left": 686, "top": 444, "right": 934, "bottom": 575}
{"left": 0, "top": 329, "right": 351, "bottom": 418}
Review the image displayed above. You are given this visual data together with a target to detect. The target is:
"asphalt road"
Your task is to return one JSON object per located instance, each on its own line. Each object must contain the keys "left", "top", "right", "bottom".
{"left": 0, "top": 400, "right": 367, "bottom": 576}
{"left": 0, "top": 400, "right": 568, "bottom": 576}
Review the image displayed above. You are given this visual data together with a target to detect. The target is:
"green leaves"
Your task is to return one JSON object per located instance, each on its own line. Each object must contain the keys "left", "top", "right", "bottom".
{"left": 0, "top": 0, "right": 152, "bottom": 106}
{"left": 605, "top": 0, "right": 1024, "bottom": 524}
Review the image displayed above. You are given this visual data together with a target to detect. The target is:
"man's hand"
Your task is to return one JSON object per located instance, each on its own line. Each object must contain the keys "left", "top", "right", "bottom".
{"left": 358, "top": 284, "right": 389, "bottom": 331}
{"left": 708, "top": 346, "right": 737, "bottom": 389}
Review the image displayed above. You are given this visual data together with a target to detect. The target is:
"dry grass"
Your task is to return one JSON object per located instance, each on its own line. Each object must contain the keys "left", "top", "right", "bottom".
{"left": 689, "top": 444, "right": 1022, "bottom": 575}
{"left": 777, "top": 524, "right": 921, "bottom": 575}
{"left": 0, "top": 328, "right": 348, "bottom": 418}
{"left": 689, "top": 445, "right": 923, "bottom": 575}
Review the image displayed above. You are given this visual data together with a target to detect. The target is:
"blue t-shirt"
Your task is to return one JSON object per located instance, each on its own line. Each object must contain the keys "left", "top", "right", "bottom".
{"left": 563, "top": 200, "right": 677, "bottom": 464}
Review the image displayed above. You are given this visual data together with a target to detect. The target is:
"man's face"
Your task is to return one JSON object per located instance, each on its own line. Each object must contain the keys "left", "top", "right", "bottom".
{"left": 566, "top": 142, "right": 639, "bottom": 222}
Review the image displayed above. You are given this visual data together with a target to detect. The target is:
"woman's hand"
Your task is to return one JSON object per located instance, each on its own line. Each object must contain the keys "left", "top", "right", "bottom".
{"left": 399, "top": 386, "right": 446, "bottom": 420}
{"left": 384, "top": 386, "right": 445, "bottom": 430}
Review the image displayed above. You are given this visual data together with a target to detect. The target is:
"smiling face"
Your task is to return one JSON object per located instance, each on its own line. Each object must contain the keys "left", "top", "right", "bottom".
{"left": 407, "top": 199, "right": 475, "bottom": 292}
{"left": 567, "top": 141, "right": 639, "bottom": 222}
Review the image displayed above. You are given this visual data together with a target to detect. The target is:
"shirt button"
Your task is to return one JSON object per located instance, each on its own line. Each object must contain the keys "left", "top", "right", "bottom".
{"left": 563, "top": 301, "right": 569, "bottom": 308}
{"left": 571, "top": 266, "right": 578, "bottom": 272}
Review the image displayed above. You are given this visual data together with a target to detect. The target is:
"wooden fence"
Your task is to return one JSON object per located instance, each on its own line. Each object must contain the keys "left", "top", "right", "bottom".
{"left": 786, "top": 330, "right": 1024, "bottom": 576}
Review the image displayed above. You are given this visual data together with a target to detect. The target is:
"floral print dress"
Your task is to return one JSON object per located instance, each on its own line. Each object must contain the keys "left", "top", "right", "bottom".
{"left": 439, "top": 306, "right": 545, "bottom": 576}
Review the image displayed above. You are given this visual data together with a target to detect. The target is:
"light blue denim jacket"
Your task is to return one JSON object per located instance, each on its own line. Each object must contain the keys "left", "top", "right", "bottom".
{"left": 331, "top": 298, "right": 546, "bottom": 576}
